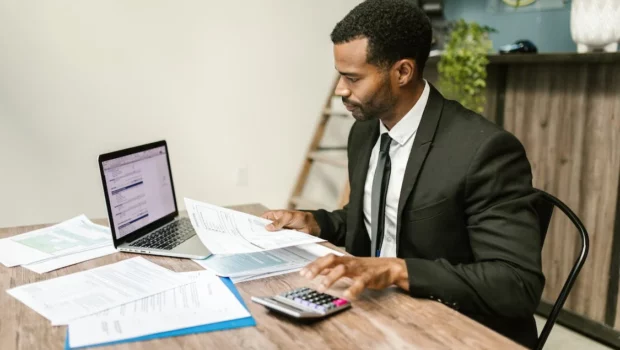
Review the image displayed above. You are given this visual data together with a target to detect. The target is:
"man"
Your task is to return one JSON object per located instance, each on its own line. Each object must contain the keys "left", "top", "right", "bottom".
{"left": 262, "top": 0, "right": 545, "bottom": 348}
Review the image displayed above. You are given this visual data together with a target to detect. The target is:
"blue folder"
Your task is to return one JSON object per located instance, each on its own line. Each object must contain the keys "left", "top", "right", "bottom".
{"left": 65, "top": 277, "right": 256, "bottom": 349}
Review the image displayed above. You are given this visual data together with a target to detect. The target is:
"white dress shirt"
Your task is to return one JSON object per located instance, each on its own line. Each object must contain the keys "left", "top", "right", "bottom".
{"left": 363, "top": 80, "right": 430, "bottom": 257}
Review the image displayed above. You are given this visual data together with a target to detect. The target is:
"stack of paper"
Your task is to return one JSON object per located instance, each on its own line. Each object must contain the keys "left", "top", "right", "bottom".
{"left": 66, "top": 270, "right": 253, "bottom": 349}
{"left": 183, "top": 198, "right": 344, "bottom": 283}
{"left": 230, "top": 269, "right": 301, "bottom": 284}
{"left": 6, "top": 257, "right": 255, "bottom": 348}
{"left": 7, "top": 257, "right": 194, "bottom": 324}
{"left": 0, "top": 215, "right": 117, "bottom": 273}
{"left": 194, "top": 243, "right": 344, "bottom": 283}
{"left": 184, "top": 198, "right": 325, "bottom": 255}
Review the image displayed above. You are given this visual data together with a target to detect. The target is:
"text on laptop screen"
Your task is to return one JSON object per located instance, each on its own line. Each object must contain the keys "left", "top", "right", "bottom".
{"left": 102, "top": 146, "right": 176, "bottom": 239}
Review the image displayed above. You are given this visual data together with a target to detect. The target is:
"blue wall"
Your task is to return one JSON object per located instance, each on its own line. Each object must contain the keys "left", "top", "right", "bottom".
{"left": 443, "top": 0, "right": 576, "bottom": 53}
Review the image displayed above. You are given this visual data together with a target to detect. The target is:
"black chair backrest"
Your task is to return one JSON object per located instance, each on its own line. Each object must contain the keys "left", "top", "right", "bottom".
{"left": 533, "top": 189, "right": 590, "bottom": 350}
{"left": 533, "top": 192, "right": 554, "bottom": 246}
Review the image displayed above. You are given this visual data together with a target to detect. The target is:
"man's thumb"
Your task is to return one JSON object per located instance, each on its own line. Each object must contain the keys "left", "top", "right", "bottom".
{"left": 266, "top": 218, "right": 281, "bottom": 231}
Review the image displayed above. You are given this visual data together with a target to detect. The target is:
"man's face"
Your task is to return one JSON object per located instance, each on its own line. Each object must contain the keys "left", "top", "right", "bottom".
{"left": 333, "top": 38, "right": 396, "bottom": 121}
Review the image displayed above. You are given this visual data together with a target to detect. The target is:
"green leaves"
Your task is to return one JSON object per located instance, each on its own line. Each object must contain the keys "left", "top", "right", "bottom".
{"left": 438, "top": 20, "right": 494, "bottom": 114}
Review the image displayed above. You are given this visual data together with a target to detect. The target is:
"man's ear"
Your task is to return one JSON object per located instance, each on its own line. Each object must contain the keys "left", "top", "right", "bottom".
{"left": 394, "top": 59, "right": 416, "bottom": 86}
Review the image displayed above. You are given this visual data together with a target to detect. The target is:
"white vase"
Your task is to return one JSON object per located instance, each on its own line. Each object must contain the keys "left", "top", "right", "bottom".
{"left": 570, "top": 0, "right": 620, "bottom": 53}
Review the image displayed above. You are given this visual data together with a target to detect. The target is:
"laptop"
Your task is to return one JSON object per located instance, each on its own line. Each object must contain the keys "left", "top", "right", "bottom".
{"left": 98, "top": 140, "right": 211, "bottom": 259}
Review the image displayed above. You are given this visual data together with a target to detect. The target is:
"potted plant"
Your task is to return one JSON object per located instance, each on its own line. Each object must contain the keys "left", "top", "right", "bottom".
{"left": 437, "top": 20, "right": 495, "bottom": 114}
{"left": 571, "top": 0, "right": 620, "bottom": 52}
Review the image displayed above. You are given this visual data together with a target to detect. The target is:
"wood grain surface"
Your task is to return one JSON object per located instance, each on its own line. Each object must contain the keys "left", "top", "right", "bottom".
{"left": 502, "top": 63, "right": 620, "bottom": 325}
{"left": 0, "top": 204, "right": 524, "bottom": 349}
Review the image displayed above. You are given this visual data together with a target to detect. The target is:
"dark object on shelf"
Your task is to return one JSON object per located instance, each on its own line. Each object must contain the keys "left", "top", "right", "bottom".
{"left": 418, "top": 0, "right": 448, "bottom": 51}
{"left": 499, "top": 39, "right": 538, "bottom": 54}
{"left": 419, "top": 0, "right": 443, "bottom": 16}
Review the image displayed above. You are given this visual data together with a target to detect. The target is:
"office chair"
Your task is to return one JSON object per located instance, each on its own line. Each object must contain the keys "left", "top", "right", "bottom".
{"left": 533, "top": 189, "right": 590, "bottom": 350}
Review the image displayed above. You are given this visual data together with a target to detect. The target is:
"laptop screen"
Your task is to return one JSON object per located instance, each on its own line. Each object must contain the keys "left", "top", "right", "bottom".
{"left": 101, "top": 145, "right": 176, "bottom": 240}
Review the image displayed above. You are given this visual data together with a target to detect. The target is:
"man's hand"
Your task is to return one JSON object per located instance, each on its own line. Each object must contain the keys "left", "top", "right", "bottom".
{"left": 300, "top": 254, "right": 410, "bottom": 299}
{"left": 261, "top": 210, "right": 321, "bottom": 237}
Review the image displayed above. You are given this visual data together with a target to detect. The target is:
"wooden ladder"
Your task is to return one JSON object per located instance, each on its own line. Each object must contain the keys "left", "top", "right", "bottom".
{"left": 287, "top": 74, "right": 351, "bottom": 210}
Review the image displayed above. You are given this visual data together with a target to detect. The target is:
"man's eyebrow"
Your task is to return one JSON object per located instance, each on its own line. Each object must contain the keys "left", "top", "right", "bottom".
{"left": 336, "top": 69, "right": 360, "bottom": 77}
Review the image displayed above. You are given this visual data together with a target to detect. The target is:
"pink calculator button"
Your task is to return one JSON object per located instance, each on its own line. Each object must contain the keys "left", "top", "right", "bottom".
{"left": 333, "top": 299, "right": 348, "bottom": 306}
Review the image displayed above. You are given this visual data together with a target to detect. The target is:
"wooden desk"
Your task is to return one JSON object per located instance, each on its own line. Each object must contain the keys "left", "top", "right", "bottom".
{"left": 0, "top": 204, "right": 525, "bottom": 349}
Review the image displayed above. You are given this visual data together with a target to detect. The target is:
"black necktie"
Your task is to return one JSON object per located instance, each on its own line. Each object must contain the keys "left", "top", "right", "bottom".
{"left": 371, "top": 133, "right": 392, "bottom": 257}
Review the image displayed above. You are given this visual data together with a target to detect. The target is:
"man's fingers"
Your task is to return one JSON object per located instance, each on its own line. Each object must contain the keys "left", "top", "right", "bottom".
{"left": 266, "top": 211, "right": 292, "bottom": 231}
{"left": 317, "top": 264, "right": 347, "bottom": 293}
{"left": 344, "top": 273, "right": 372, "bottom": 300}
{"left": 300, "top": 254, "right": 342, "bottom": 279}
{"left": 261, "top": 211, "right": 277, "bottom": 220}
{"left": 263, "top": 211, "right": 280, "bottom": 230}
{"left": 319, "top": 268, "right": 332, "bottom": 276}
{"left": 288, "top": 213, "right": 311, "bottom": 233}
{"left": 263, "top": 210, "right": 313, "bottom": 233}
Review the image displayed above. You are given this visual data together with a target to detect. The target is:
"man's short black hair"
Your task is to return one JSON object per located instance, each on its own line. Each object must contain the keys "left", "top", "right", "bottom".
{"left": 331, "top": 0, "right": 432, "bottom": 73}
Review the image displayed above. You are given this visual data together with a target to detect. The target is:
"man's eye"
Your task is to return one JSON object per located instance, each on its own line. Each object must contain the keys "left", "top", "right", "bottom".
{"left": 347, "top": 77, "right": 359, "bottom": 83}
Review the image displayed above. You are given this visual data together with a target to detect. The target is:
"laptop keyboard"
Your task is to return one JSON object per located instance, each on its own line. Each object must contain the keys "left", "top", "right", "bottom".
{"left": 129, "top": 218, "right": 195, "bottom": 250}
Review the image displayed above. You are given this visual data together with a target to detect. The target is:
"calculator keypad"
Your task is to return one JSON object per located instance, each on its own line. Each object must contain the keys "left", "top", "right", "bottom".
{"left": 278, "top": 287, "right": 350, "bottom": 314}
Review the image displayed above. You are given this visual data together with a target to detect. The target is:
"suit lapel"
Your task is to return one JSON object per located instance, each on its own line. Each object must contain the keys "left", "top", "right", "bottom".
{"left": 395, "top": 85, "right": 445, "bottom": 252}
{"left": 345, "top": 120, "right": 379, "bottom": 256}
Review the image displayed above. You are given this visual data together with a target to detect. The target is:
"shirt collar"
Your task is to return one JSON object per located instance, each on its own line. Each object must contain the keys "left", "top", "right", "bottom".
{"left": 379, "top": 80, "right": 430, "bottom": 146}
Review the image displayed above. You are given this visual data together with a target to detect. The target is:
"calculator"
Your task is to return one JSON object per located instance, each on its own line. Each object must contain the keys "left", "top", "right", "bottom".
{"left": 251, "top": 287, "right": 352, "bottom": 319}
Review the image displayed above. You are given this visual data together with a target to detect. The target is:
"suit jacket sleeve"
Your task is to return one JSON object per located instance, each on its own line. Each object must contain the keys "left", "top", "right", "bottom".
{"left": 405, "top": 130, "right": 545, "bottom": 319}
{"left": 308, "top": 206, "right": 348, "bottom": 246}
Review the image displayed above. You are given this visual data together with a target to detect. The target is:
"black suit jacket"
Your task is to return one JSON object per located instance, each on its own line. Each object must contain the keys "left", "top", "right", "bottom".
{"left": 310, "top": 85, "right": 545, "bottom": 348}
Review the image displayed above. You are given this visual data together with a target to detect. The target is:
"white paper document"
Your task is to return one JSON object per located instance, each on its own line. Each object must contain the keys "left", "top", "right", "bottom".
{"left": 184, "top": 198, "right": 324, "bottom": 254}
{"left": 194, "top": 243, "right": 343, "bottom": 278}
{"left": 229, "top": 244, "right": 345, "bottom": 283}
{"left": 230, "top": 267, "right": 302, "bottom": 284}
{"left": 6, "top": 257, "right": 192, "bottom": 325}
{"left": 22, "top": 245, "right": 117, "bottom": 274}
{"left": 67, "top": 270, "right": 251, "bottom": 348}
{"left": 0, "top": 215, "right": 111, "bottom": 267}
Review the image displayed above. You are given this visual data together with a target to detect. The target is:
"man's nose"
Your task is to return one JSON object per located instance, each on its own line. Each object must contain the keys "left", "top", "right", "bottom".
{"left": 334, "top": 76, "right": 351, "bottom": 97}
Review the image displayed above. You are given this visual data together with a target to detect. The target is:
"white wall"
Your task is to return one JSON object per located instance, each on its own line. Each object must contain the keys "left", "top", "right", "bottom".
{"left": 0, "top": 0, "right": 362, "bottom": 228}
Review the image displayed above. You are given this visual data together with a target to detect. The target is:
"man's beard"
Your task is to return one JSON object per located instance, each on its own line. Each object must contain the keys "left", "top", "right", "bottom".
{"left": 342, "top": 99, "right": 369, "bottom": 121}
{"left": 344, "top": 90, "right": 395, "bottom": 122}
